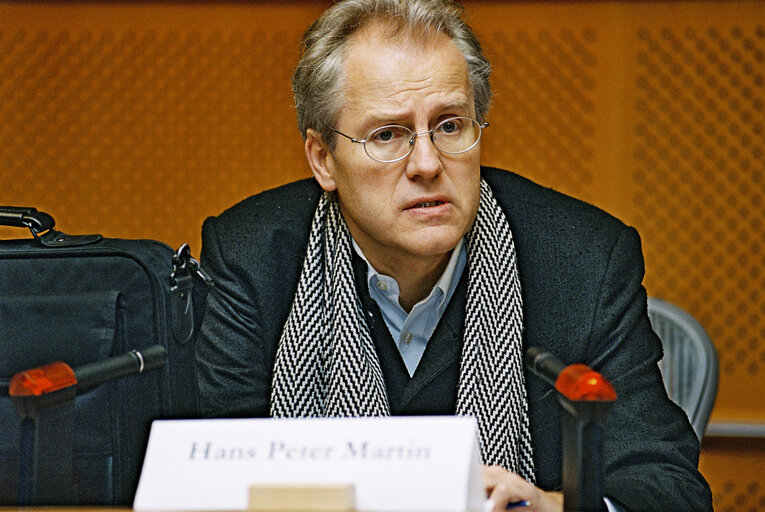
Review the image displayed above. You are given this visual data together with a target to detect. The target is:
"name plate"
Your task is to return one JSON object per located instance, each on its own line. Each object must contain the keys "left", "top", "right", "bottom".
{"left": 133, "top": 416, "right": 484, "bottom": 512}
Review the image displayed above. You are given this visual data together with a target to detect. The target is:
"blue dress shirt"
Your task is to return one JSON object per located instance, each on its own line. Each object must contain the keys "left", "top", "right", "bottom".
{"left": 352, "top": 238, "right": 467, "bottom": 376}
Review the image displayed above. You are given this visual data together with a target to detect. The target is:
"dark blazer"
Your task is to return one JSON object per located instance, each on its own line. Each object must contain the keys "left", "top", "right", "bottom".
{"left": 195, "top": 167, "right": 712, "bottom": 511}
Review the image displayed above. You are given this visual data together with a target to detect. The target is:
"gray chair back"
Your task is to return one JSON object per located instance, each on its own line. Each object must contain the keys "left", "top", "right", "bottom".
{"left": 647, "top": 297, "right": 718, "bottom": 440}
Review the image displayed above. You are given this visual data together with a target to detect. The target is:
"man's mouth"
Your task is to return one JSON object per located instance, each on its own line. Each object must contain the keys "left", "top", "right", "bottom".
{"left": 411, "top": 201, "right": 445, "bottom": 209}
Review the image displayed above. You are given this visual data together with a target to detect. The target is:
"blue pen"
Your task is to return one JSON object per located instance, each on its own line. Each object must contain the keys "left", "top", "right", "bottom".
{"left": 506, "top": 501, "right": 530, "bottom": 509}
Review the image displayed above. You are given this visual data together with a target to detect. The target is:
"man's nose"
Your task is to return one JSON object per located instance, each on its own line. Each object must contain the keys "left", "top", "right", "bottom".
{"left": 405, "top": 131, "right": 442, "bottom": 179}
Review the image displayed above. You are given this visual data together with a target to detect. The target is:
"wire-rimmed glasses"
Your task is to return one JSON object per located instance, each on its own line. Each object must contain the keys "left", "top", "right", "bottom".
{"left": 332, "top": 116, "right": 489, "bottom": 163}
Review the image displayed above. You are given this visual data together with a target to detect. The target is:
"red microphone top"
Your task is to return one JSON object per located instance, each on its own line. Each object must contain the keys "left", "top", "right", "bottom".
{"left": 555, "top": 364, "right": 617, "bottom": 402}
{"left": 9, "top": 362, "right": 78, "bottom": 397}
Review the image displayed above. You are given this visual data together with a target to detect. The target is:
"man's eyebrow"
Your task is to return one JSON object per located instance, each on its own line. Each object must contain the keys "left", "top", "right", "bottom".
{"left": 351, "top": 112, "right": 408, "bottom": 135}
{"left": 440, "top": 100, "right": 471, "bottom": 112}
{"left": 365, "top": 113, "right": 406, "bottom": 127}
{"left": 359, "top": 101, "right": 473, "bottom": 132}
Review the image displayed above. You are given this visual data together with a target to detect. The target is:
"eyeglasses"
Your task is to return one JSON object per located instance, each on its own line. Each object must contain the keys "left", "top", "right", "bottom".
{"left": 332, "top": 116, "right": 489, "bottom": 163}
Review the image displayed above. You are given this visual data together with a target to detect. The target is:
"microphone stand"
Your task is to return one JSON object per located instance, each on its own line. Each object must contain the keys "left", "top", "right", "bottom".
{"left": 15, "top": 384, "right": 77, "bottom": 505}
{"left": 525, "top": 347, "right": 617, "bottom": 512}
{"left": 10, "top": 345, "right": 166, "bottom": 505}
{"left": 558, "top": 391, "right": 613, "bottom": 512}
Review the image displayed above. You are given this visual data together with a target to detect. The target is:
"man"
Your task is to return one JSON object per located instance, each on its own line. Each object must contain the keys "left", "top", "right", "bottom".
{"left": 195, "top": 1, "right": 712, "bottom": 510}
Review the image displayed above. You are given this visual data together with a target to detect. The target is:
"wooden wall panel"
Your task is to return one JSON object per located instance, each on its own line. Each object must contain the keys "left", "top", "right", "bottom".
{"left": 1, "top": 1, "right": 764, "bottom": 508}
{"left": 0, "top": 2, "right": 324, "bottom": 248}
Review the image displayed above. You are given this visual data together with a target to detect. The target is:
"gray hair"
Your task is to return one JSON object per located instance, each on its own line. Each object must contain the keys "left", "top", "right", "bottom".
{"left": 291, "top": 0, "right": 492, "bottom": 150}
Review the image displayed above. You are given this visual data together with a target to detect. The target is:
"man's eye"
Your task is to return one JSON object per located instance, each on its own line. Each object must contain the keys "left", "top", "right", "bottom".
{"left": 370, "top": 126, "right": 405, "bottom": 143}
{"left": 376, "top": 129, "right": 394, "bottom": 142}
{"left": 439, "top": 119, "right": 461, "bottom": 134}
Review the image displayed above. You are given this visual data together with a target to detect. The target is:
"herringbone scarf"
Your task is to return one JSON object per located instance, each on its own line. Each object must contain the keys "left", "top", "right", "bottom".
{"left": 270, "top": 180, "right": 535, "bottom": 481}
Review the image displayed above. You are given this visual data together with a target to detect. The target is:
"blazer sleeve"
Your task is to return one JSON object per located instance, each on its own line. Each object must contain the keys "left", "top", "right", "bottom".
{"left": 589, "top": 226, "right": 712, "bottom": 512}
{"left": 195, "top": 215, "right": 272, "bottom": 418}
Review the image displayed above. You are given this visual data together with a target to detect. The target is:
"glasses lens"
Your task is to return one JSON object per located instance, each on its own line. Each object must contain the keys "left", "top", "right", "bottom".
{"left": 432, "top": 117, "right": 482, "bottom": 154}
{"left": 364, "top": 125, "right": 413, "bottom": 162}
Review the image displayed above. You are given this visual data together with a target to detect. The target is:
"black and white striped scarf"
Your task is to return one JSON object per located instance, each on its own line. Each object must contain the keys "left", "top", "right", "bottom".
{"left": 270, "top": 179, "right": 535, "bottom": 481}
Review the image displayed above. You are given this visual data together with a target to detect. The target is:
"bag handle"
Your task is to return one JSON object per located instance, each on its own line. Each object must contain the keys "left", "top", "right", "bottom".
{"left": 0, "top": 206, "right": 102, "bottom": 247}
{"left": 0, "top": 206, "right": 55, "bottom": 234}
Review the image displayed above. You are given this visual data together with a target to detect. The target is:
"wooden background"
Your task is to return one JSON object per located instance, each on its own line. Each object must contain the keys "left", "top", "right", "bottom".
{"left": 1, "top": 1, "right": 763, "bottom": 509}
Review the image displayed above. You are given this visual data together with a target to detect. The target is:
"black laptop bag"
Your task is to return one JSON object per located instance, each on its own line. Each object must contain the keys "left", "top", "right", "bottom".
{"left": 0, "top": 206, "right": 211, "bottom": 505}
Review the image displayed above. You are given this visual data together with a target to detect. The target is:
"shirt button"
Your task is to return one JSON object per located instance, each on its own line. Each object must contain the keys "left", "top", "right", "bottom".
{"left": 376, "top": 281, "right": 388, "bottom": 291}
{"left": 402, "top": 332, "right": 413, "bottom": 344}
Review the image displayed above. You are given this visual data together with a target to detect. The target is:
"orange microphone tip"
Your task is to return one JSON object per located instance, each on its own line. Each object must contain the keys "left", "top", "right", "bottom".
{"left": 555, "top": 363, "right": 617, "bottom": 402}
{"left": 9, "top": 362, "right": 77, "bottom": 397}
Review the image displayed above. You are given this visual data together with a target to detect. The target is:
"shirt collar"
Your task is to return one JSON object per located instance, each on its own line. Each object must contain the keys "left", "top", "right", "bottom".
{"left": 351, "top": 238, "right": 465, "bottom": 309}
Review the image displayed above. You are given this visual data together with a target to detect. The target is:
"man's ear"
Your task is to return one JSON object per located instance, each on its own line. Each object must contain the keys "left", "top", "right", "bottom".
{"left": 305, "top": 128, "right": 337, "bottom": 192}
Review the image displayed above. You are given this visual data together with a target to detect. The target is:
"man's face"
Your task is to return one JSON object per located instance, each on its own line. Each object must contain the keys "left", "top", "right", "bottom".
{"left": 308, "top": 26, "right": 482, "bottom": 273}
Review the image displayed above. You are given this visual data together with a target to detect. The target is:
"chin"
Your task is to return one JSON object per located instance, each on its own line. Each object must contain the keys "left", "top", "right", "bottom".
{"left": 407, "top": 232, "right": 463, "bottom": 258}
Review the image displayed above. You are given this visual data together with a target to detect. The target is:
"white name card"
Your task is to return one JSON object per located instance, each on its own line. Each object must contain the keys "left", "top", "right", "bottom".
{"left": 133, "top": 416, "right": 484, "bottom": 512}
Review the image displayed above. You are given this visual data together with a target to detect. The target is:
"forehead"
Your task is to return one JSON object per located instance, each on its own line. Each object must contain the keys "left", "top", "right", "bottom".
{"left": 337, "top": 24, "right": 473, "bottom": 126}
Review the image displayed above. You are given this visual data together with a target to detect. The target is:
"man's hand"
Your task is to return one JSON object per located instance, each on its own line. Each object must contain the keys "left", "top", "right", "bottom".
{"left": 483, "top": 465, "right": 563, "bottom": 512}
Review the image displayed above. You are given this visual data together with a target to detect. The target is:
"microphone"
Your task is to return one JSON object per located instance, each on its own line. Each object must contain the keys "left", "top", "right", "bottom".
{"left": 524, "top": 346, "right": 566, "bottom": 387}
{"left": 524, "top": 346, "right": 616, "bottom": 402}
{"left": 75, "top": 345, "right": 167, "bottom": 390}
{"left": 9, "top": 345, "right": 167, "bottom": 398}
{"left": 9, "top": 345, "right": 167, "bottom": 506}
